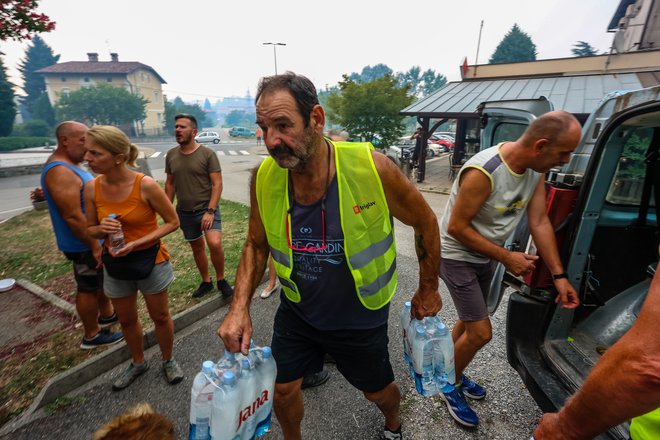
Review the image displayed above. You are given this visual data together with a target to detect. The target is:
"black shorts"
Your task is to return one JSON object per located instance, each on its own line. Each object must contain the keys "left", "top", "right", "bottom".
{"left": 271, "top": 303, "right": 394, "bottom": 393}
{"left": 63, "top": 251, "right": 103, "bottom": 293}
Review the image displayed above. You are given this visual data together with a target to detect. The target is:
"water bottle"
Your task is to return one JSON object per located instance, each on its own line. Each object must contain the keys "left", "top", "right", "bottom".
{"left": 400, "top": 302, "right": 412, "bottom": 365}
{"left": 107, "top": 214, "right": 125, "bottom": 252}
{"left": 433, "top": 322, "right": 456, "bottom": 393}
{"left": 254, "top": 346, "right": 276, "bottom": 437}
{"left": 216, "top": 351, "right": 240, "bottom": 378}
{"left": 238, "top": 358, "right": 257, "bottom": 440}
{"left": 411, "top": 324, "right": 438, "bottom": 397}
{"left": 211, "top": 371, "right": 240, "bottom": 440}
{"left": 189, "top": 361, "right": 216, "bottom": 440}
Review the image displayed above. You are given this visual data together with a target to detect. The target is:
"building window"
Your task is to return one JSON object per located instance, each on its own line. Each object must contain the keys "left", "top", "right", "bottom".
{"left": 154, "top": 91, "right": 159, "bottom": 100}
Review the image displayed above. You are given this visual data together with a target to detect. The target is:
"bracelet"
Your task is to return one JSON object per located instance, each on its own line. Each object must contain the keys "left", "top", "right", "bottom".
{"left": 551, "top": 273, "right": 569, "bottom": 280}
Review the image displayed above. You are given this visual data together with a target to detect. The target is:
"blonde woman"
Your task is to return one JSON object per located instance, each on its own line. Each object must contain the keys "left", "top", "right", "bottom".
{"left": 83, "top": 125, "right": 183, "bottom": 391}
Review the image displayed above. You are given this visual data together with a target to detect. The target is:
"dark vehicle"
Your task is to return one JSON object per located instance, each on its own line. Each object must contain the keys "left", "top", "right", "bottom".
{"left": 229, "top": 127, "right": 255, "bottom": 137}
{"left": 483, "top": 86, "right": 660, "bottom": 439}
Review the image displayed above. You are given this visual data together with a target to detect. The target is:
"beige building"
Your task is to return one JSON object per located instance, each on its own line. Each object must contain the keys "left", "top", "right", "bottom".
{"left": 37, "top": 52, "right": 167, "bottom": 136}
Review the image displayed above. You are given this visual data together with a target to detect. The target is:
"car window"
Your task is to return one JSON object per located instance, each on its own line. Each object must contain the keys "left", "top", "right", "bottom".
{"left": 491, "top": 122, "right": 527, "bottom": 145}
{"left": 605, "top": 126, "right": 654, "bottom": 206}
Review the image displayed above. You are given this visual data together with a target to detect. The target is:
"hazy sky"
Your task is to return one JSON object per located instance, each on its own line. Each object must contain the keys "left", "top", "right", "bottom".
{"left": 1, "top": 0, "right": 621, "bottom": 103}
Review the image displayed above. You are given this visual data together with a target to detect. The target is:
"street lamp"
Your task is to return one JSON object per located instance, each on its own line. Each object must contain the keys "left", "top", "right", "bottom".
{"left": 262, "top": 42, "right": 286, "bottom": 75}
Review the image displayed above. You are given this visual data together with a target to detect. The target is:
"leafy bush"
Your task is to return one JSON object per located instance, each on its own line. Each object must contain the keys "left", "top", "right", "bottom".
{"left": 0, "top": 136, "right": 55, "bottom": 151}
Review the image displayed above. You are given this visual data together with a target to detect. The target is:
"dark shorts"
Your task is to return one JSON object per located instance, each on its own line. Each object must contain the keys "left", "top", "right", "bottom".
{"left": 440, "top": 258, "right": 495, "bottom": 322}
{"left": 271, "top": 303, "right": 394, "bottom": 393}
{"left": 177, "top": 207, "right": 222, "bottom": 241}
{"left": 63, "top": 250, "right": 103, "bottom": 293}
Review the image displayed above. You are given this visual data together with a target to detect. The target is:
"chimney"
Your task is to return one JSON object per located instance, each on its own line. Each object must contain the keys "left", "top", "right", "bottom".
{"left": 110, "top": 53, "right": 119, "bottom": 62}
{"left": 87, "top": 52, "right": 99, "bottom": 62}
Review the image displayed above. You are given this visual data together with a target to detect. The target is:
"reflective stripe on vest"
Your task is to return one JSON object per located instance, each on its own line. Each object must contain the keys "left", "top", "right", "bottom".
{"left": 256, "top": 141, "right": 397, "bottom": 310}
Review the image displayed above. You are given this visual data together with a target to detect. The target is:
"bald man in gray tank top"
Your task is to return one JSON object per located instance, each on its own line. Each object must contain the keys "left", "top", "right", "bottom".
{"left": 438, "top": 111, "right": 582, "bottom": 427}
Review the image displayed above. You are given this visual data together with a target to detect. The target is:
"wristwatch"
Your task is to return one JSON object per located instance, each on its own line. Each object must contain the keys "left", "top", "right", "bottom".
{"left": 206, "top": 207, "right": 216, "bottom": 215}
{"left": 551, "top": 273, "right": 569, "bottom": 281}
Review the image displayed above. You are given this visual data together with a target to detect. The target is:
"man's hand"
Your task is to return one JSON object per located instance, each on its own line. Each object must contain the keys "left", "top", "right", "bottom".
{"left": 410, "top": 287, "right": 442, "bottom": 320}
{"left": 201, "top": 212, "right": 214, "bottom": 231}
{"left": 534, "top": 412, "right": 579, "bottom": 440}
{"left": 504, "top": 251, "right": 539, "bottom": 276}
{"left": 553, "top": 278, "right": 580, "bottom": 309}
{"left": 217, "top": 306, "right": 253, "bottom": 356}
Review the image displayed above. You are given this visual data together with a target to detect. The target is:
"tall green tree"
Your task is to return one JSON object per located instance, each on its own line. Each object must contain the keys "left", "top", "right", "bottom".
{"left": 397, "top": 66, "right": 447, "bottom": 98}
{"left": 0, "top": 56, "right": 16, "bottom": 136}
{"left": 18, "top": 35, "right": 59, "bottom": 122}
{"left": 326, "top": 74, "right": 414, "bottom": 148}
{"left": 56, "top": 84, "right": 148, "bottom": 126}
{"left": 571, "top": 41, "right": 599, "bottom": 57}
{"left": 348, "top": 64, "right": 394, "bottom": 83}
{"left": 0, "top": 0, "right": 55, "bottom": 41}
{"left": 489, "top": 24, "right": 537, "bottom": 64}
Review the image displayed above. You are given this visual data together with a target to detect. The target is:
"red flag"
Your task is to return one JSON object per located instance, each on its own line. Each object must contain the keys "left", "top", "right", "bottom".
{"left": 461, "top": 57, "right": 469, "bottom": 78}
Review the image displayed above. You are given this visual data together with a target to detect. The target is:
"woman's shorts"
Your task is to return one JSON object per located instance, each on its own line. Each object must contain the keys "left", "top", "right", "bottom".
{"left": 103, "top": 260, "right": 174, "bottom": 298}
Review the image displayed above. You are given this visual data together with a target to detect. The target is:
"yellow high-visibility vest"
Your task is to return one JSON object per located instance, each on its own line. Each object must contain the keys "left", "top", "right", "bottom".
{"left": 255, "top": 141, "right": 397, "bottom": 310}
{"left": 631, "top": 407, "right": 660, "bottom": 439}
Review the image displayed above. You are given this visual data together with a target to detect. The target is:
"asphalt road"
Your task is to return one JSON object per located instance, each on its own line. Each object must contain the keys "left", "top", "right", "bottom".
{"left": 1, "top": 185, "right": 543, "bottom": 439}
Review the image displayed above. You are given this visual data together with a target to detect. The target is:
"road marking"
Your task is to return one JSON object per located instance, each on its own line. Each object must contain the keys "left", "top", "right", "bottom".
{"left": 217, "top": 151, "right": 225, "bottom": 156}
{"left": 150, "top": 151, "right": 161, "bottom": 158}
{"left": 240, "top": 150, "right": 249, "bottom": 155}
{"left": 229, "top": 151, "right": 238, "bottom": 156}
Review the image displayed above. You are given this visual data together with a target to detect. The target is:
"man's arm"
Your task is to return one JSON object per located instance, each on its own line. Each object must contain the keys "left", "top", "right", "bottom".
{"left": 526, "top": 179, "right": 579, "bottom": 308}
{"left": 534, "top": 264, "right": 660, "bottom": 440}
{"left": 217, "top": 168, "right": 270, "bottom": 354}
{"left": 164, "top": 173, "right": 176, "bottom": 203}
{"left": 372, "top": 151, "right": 441, "bottom": 319}
{"left": 44, "top": 166, "right": 102, "bottom": 257}
{"left": 446, "top": 168, "right": 539, "bottom": 276}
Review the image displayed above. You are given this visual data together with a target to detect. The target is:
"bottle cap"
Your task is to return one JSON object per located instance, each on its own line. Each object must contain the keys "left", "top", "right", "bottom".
{"left": 436, "top": 322, "right": 447, "bottom": 333}
{"left": 262, "top": 346, "right": 272, "bottom": 357}
{"left": 241, "top": 358, "right": 250, "bottom": 369}
{"left": 108, "top": 214, "right": 117, "bottom": 219}
{"left": 202, "top": 360, "right": 214, "bottom": 373}
{"left": 404, "top": 301, "right": 411, "bottom": 308}
{"left": 223, "top": 371, "right": 236, "bottom": 385}
{"left": 416, "top": 324, "right": 425, "bottom": 335}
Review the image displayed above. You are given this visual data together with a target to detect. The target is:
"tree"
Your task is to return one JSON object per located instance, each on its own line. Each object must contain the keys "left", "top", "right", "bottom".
{"left": 31, "top": 92, "right": 55, "bottom": 125}
{"left": 18, "top": 35, "right": 59, "bottom": 121}
{"left": 396, "top": 66, "right": 447, "bottom": 98}
{"left": 348, "top": 64, "right": 394, "bottom": 83}
{"left": 163, "top": 97, "right": 209, "bottom": 134}
{"left": 224, "top": 110, "right": 255, "bottom": 127}
{"left": 489, "top": 24, "right": 537, "bottom": 64}
{"left": 571, "top": 41, "right": 599, "bottom": 57}
{"left": 0, "top": 56, "right": 16, "bottom": 136}
{"left": 56, "top": 84, "right": 148, "bottom": 126}
{"left": 326, "top": 74, "right": 414, "bottom": 148}
{"left": 0, "top": 0, "right": 55, "bottom": 41}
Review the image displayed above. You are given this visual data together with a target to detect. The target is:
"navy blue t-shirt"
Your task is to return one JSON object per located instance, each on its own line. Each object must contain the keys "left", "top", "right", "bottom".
{"left": 279, "top": 174, "right": 390, "bottom": 330}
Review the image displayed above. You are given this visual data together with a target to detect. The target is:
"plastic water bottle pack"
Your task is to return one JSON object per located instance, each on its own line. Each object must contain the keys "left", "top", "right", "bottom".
{"left": 189, "top": 345, "right": 277, "bottom": 440}
{"left": 400, "top": 304, "right": 456, "bottom": 397}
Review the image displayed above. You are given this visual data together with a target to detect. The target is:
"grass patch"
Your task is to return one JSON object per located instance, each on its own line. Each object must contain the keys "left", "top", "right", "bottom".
{"left": 0, "top": 198, "right": 248, "bottom": 427}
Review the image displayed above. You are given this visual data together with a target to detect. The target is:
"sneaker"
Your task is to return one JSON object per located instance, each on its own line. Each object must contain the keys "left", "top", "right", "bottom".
{"left": 460, "top": 374, "right": 487, "bottom": 400}
{"left": 112, "top": 361, "right": 149, "bottom": 391}
{"left": 301, "top": 368, "right": 330, "bottom": 389}
{"left": 383, "top": 425, "right": 403, "bottom": 440}
{"left": 162, "top": 359, "right": 184, "bottom": 385}
{"left": 98, "top": 312, "right": 118, "bottom": 328}
{"left": 192, "top": 281, "right": 214, "bottom": 298}
{"left": 441, "top": 386, "right": 479, "bottom": 427}
{"left": 217, "top": 279, "right": 234, "bottom": 298}
{"left": 80, "top": 329, "right": 124, "bottom": 349}
{"left": 260, "top": 281, "right": 280, "bottom": 299}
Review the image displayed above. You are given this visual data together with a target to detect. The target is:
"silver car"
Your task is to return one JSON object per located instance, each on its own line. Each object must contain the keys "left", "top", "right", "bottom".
{"left": 195, "top": 131, "right": 221, "bottom": 144}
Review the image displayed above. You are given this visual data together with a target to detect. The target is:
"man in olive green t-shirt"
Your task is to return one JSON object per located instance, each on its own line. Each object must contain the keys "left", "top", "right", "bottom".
{"left": 165, "top": 114, "right": 234, "bottom": 299}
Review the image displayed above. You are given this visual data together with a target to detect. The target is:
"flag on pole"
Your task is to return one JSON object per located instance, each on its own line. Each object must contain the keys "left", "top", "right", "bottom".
{"left": 461, "top": 57, "right": 469, "bottom": 78}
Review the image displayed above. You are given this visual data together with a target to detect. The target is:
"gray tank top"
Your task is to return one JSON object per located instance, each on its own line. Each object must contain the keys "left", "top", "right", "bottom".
{"left": 440, "top": 144, "right": 541, "bottom": 263}
{"left": 280, "top": 174, "right": 390, "bottom": 330}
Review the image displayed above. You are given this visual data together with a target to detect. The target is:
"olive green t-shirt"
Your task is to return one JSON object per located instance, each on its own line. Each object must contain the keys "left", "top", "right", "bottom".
{"left": 165, "top": 145, "right": 221, "bottom": 211}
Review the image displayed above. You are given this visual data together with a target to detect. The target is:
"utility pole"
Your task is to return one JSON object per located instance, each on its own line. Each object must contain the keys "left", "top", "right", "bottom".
{"left": 262, "top": 42, "right": 286, "bottom": 75}
{"left": 474, "top": 20, "right": 484, "bottom": 77}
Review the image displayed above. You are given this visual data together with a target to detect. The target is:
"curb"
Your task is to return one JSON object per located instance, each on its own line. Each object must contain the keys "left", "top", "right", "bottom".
{"left": 0, "top": 286, "right": 234, "bottom": 437}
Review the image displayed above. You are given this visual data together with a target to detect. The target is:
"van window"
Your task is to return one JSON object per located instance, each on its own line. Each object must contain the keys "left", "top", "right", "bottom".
{"left": 491, "top": 122, "right": 527, "bottom": 146}
{"left": 605, "top": 127, "right": 654, "bottom": 205}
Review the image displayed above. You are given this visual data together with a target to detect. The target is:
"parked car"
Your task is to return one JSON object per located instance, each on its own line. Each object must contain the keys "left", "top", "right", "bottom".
{"left": 429, "top": 134, "right": 454, "bottom": 152}
{"left": 384, "top": 137, "right": 416, "bottom": 167}
{"left": 194, "top": 131, "right": 221, "bottom": 144}
{"left": 481, "top": 86, "right": 660, "bottom": 440}
{"left": 229, "top": 127, "right": 255, "bottom": 137}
